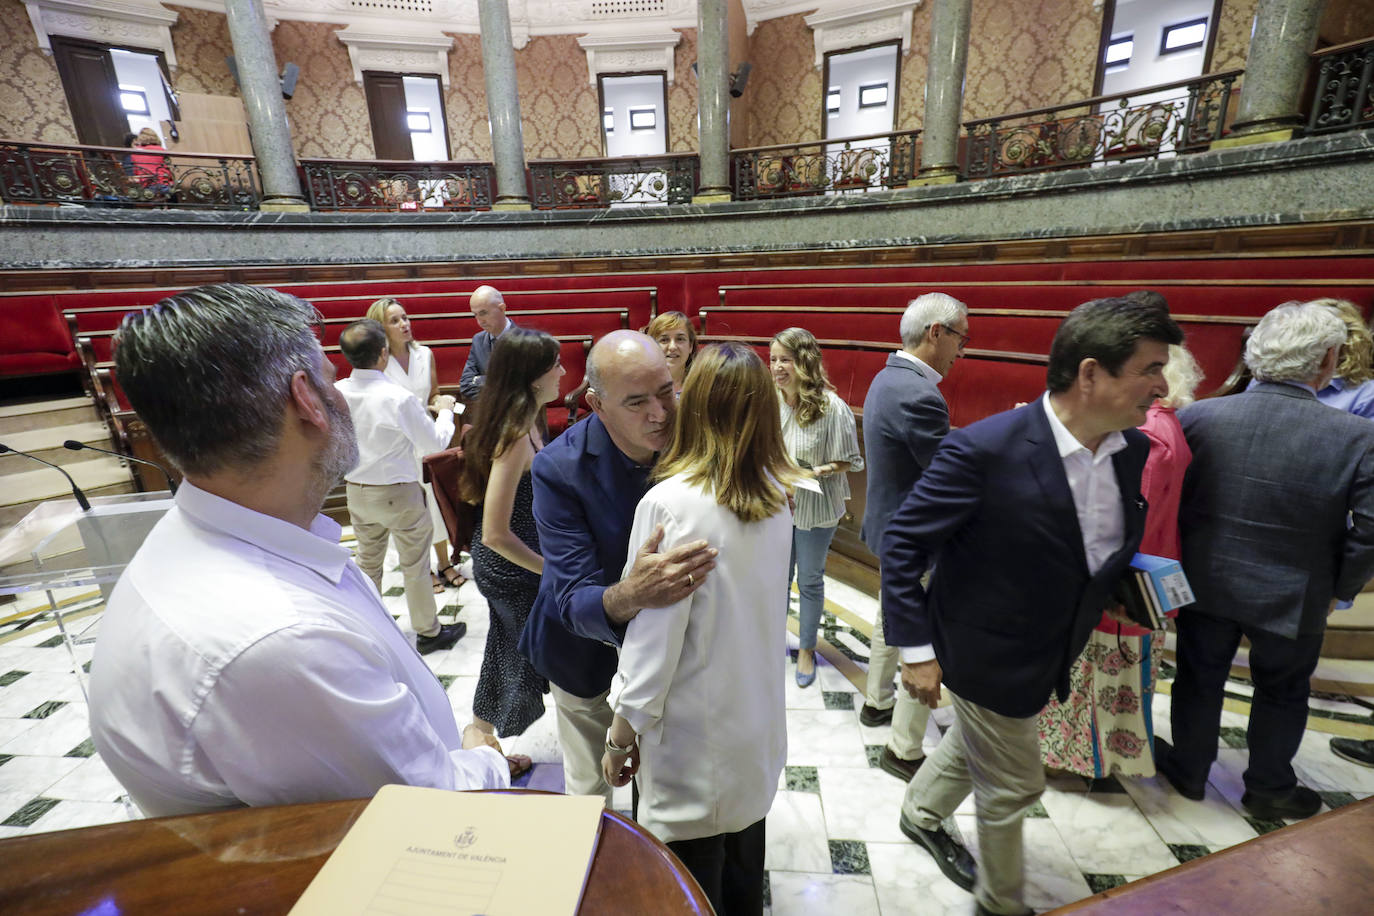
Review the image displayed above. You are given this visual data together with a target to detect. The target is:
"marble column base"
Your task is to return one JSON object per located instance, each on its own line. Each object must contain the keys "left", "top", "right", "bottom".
{"left": 258, "top": 199, "right": 310, "bottom": 213}
{"left": 692, "top": 191, "right": 733, "bottom": 204}
{"left": 1210, "top": 127, "right": 1297, "bottom": 150}
{"left": 910, "top": 170, "right": 959, "bottom": 186}
{"left": 492, "top": 201, "right": 532, "bottom": 211}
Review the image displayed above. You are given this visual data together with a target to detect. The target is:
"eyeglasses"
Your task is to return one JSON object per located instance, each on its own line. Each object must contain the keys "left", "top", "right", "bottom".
{"left": 942, "top": 325, "right": 971, "bottom": 349}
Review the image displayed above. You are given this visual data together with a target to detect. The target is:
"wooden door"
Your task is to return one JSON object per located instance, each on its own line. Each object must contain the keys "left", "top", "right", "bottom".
{"left": 50, "top": 37, "right": 128, "bottom": 148}
{"left": 362, "top": 72, "right": 414, "bottom": 160}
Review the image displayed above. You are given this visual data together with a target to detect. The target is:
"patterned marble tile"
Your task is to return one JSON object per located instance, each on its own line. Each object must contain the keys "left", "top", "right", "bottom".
{"left": 27, "top": 799, "right": 130, "bottom": 834}
{"left": 1168, "top": 843, "right": 1211, "bottom": 863}
{"left": 785, "top": 710, "right": 869, "bottom": 768}
{"left": 1038, "top": 788, "right": 1179, "bottom": 875}
{"left": 765, "top": 790, "right": 831, "bottom": 873}
{"left": 0, "top": 753, "right": 83, "bottom": 797}
{"left": 768, "top": 873, "right": 879, "bottom": 916}
{"left": 2, "top": 796, "right": 59, "bottom": 827}
{"left": 784, "top": 765, "right": 818, "bottom": 793}
{"left": 1119, "top": 770, "right": 1259, "bottom": 849}
{"left": 44, "top": 756, "right": 127, "bottom": 802}
{"left": 867, "top": 840, "right": 976, "bottom": 916}
{"left": 0, "top": 703, "right": 93, "bottom": 756}
{"left": 823, "top": 691, "right": 855, "bottom": 711}
{"left": 817, "top": 765, "right": 909, "bottom": 843}
{"left": 829, "top": 839, "right": 870, "bottom": 875}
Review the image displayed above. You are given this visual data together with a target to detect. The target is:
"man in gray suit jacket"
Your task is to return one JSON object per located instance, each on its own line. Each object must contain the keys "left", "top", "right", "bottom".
{"left": 1164, "top": 300, "right": 1374, "bottom": 820}
{"left": 861, "top": 293, "right": 971, "bottom": 782}
{"left": 459, "top": 285, "right": 515, "bottom": 399}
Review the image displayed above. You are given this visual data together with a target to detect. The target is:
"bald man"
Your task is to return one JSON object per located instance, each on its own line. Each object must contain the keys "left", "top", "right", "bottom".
{"left": 459, "top": 285, "right": 514, "bottom": 399}
{"left": 519, "top": 330, "right": 717, "bottom": 804}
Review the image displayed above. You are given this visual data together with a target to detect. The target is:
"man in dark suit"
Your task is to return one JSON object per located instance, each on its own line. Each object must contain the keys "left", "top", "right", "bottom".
{"left": 459, "top": 285, "right": 515, "bottom": 398}
{"left": 519, "top": 329, "right": 716, "bottom": 805}
{"left": 861, "top": 292, "right": 969, "bottom": 783}
{"left": 1162, "top": 300, "right": 1374, "bottom": 820}
{"left": 882, "top": 297, "right": 1180, "bottom": 916}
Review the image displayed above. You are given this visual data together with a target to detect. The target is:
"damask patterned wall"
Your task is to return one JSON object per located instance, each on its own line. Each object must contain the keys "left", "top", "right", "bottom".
{"left": 962, "top": 0, "right": 1102, "bottom": 120}
{"left": 443, "top": 33, "right": 492, "bottom": 161}
{"left": 667, "top": 28, "right": 700, "bottom": 153}
{"left": 167, "top": 4, "right": 236, "bottom": 97}
{"left": 744, "top": 14, "right": 822, "bottom": 147}
{"left": 0, "top": 2, "right": 78, "bottom": 144}
{"left": 272, "top": 20, "right": 375, "bottom": 160}
{"left": 515, "top": 35, "right": 600, "bottom": 159}
{"left": 1212, "top": 0, "right": 1258, "bottom": 76}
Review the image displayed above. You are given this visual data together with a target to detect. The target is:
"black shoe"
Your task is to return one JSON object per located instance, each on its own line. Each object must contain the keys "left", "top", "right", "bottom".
{"left": 975, "top": 902, "right": 1035, "bottom": 916}
{"left": 879, "top": 746, "right": 925, "bottom": 782}
{"left": 416, "top": 621, "right": 466, "bottom": 655}
{"left": 1330, "top": 737, "right": 1374, "bottom": 768}
{"left": 1241, "top": 785, "right": 1322, "bottom": 820}
{"left": 859, "top": 703, "right": 894, "bottom": 727}
{"left": 898, "top": 811, "right": 975, "bottom": 892}
{"left": 1154, "top": 738, "right": 1205, "bottom": 801}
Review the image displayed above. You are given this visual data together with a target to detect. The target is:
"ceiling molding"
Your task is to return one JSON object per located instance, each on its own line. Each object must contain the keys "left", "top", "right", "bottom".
{"left": 24, "top": 0, "right": 181, "bottom": 66}
{"left": 803, "top": 0, "right": 921, "bottom": 68}
{"left": 577, "top": 30, "right": 682, "bottom": 86}
{"left": 335, "top": 25, "right": 455, "bottom": 87}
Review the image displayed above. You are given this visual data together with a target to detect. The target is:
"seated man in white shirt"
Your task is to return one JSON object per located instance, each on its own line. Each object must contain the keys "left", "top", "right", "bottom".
{"left": 336, "top": 318, "right": 463, "bottom": 654}
{"left": 89, "top": 283, "right": 512, "bottom": 818}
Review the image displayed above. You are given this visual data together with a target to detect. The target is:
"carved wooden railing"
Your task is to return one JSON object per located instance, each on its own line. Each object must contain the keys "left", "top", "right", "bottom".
{"left": 963, "top": 70, "right": 1242, "bottom": 179}
{"left": 301, "top": 158, "right": 495, "bottom": 211}
{"left": 730, "top": 129, "right": 921, "bottom": 199}
{"left": 1307, "top": 37, "right": 1374, "bottom": 136}
{"left": 528, "top": 154, "right": 698, "bottom": 209}
{"left": 0, "top": 140, "right": 261, "bottom": 209}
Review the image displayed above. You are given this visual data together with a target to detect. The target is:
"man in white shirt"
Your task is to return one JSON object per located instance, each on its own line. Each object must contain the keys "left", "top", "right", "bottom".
{"left": 881, "top": 297, "right": 1180, "bottom": 916}
{"left": 336, "top": 318, "right": 463, "bottom": 654}
{"left": 90, "top": 283, "right": 509, "bottom": 818}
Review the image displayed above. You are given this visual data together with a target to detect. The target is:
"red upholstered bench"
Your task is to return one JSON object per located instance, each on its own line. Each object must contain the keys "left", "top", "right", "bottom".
{"left": 0, "top": 294, "right": 78, "bottom": 377}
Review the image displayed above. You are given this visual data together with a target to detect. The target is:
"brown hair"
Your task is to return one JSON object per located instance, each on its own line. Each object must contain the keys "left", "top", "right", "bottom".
{"left": 1314, "top": 298, "right": 1374, "bottom": 385}
{"left": 643, "top": 312, "right": 697, "bottom": 368}
{"left": 772, "top": 327, "right": 834, "bottom": 427}
{"left": 653, "top": 342, "right": 800, "bottom": 522}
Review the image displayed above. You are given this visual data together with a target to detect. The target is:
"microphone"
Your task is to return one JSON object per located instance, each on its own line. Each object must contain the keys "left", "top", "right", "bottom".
{"left": 0, "top": 443, "right": 91, "bottom": 511}
{"left": 63, "top": 440, "right": 178, "bottom": 495}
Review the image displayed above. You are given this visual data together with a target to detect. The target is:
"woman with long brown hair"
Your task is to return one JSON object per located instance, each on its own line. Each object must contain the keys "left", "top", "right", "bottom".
{"left": 770, "top": 327, "right": 863, "bottom": 687}
{"left": 458, "top": 327, "right": 564, "bottom": 738}
{"left": 601, "top": 342, "right": 798, "bottom": 915}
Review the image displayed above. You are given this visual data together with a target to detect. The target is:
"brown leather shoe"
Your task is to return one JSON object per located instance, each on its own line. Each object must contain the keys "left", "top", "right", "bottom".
{"left": 879, "top": 746, "right": 924, "bottom": 782}
{"left": 859, "top": 703, "right": 894, "bottom": 727}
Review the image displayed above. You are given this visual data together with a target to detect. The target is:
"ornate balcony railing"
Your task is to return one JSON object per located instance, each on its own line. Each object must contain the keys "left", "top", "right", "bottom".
{"left": 0, "top": 140, "right": 261, "bottom": 209}
{"left": 528, "top": 154, "right": 697, "bottom": 209}
{"left": 301, "top": 159, "right": 495, "bottom": 211}
{"left": 730, "top": 129, "right": 921, "bottom": 200}
{"left": 1307, "top": 37, "right": 1374, "bottom": 136}
{"left": 963, "top": 70, "right": 1242, "bottom": 180}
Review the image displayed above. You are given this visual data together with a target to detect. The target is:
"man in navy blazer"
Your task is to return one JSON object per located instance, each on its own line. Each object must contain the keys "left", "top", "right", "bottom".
{"left": 520, "top": 330, "right": 716, "bottom": 804}
{"left": 1163, "top": 301, "right": 1374, "bottom": 821}
{"left": 882, "top": 297, "right": 1180, "bottom": 916}
{"left": 860, "top": 293, "right": 970, "bottom": 783}
{"left": 460, "top": 286, "right": 516, "bottom": 399}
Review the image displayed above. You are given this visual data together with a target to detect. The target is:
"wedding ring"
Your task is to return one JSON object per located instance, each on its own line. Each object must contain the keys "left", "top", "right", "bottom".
{"left": 686, "top": 573, "right": 694, "bottom": 588}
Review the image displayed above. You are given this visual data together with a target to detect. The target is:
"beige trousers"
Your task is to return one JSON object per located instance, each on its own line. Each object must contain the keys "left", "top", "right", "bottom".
{"left": 865, "top": 598, "right": 932, "bottom": 760}
{"left": 550, "top": 683, "right": 614, "bottom": 807}
{"left": 347, "top": 481, "right": 439, "bottom": 637}
{"left": 902, "top": 689, "right": 1043, "bottom": 915}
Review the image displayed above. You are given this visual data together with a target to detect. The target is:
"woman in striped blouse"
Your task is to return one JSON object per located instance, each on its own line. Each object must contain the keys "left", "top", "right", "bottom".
{"left": 770, "top": 328, "right": 863, "bottom": 687}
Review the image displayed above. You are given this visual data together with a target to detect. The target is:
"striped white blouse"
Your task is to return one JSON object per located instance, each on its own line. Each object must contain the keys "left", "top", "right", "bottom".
{"left": 779, "top": 389, "right": 864, "bottom": 530}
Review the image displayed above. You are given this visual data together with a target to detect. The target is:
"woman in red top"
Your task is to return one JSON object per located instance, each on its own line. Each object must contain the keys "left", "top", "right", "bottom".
{"left": 1038, "top": 342, "right": 1202, "bottom": 780}
{"left": 130, "top": 127, "right": 173, "bottom": 192}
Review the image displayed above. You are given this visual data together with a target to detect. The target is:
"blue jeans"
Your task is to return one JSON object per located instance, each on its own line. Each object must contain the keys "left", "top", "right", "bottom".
{"left": 789, "top": 524, "right": 837, "bottom": 651}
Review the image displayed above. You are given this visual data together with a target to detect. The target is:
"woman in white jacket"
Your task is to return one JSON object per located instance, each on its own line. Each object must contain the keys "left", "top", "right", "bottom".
{"left": 601, "top": 342, "right": 799, "bottom": 915}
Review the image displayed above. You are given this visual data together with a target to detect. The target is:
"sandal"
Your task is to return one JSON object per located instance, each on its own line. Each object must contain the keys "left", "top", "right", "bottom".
{"left": 431, "top": 572, "right": 446, "bottom": 594}
{"left": 438, "top": 564, "right": 468, "bottom": 589}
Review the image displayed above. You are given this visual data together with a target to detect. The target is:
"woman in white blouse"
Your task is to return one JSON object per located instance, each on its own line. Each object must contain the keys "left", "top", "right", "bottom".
{"left": 770, "top": 328, "right": 863, "bottom": 687}
{"left": 601, "top": 342, "right": 797, "bottom": 916}
{"left": 365, "top": 297, "right": 463, "bottom": 592}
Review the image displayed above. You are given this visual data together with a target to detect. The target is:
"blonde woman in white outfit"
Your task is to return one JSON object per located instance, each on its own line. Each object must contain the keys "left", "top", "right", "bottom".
{"left": 366, "top": 297, "right": 462, "bottom": 591}
{"left": 601, "top": 342, "right": 798, "bottom": 916}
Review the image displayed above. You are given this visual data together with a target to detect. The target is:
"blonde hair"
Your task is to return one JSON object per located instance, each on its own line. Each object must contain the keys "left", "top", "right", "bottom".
{"left": 1314, "top": 298, "right": 1373, "bottom": 385}
{"left": 1160, "top": 344, "right": 1203, "bottom": 408}
{"left": 135, "top": 127, "right": 161, "bottom": 146}
{"left": 364, "top": 297, "right": 417, "bottom": 352}
{"left": 772, "top": 327, "right": 834, "bottom": 427}
{"left": 654, "top": 343, "right": 801, "bottom": 522}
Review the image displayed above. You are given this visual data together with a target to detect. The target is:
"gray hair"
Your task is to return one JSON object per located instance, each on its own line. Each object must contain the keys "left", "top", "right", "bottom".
{"left": 1161, "top": 344, "right": 1203, "bottom": 408}
{"left": 1244, "top": 301, "right": 1347, "bottom": 384}
{"left": 900, "top": 293, "right": 968, "bottom": 349}
{"left": 114, "top": 283, "right": 327, "bottom": 476}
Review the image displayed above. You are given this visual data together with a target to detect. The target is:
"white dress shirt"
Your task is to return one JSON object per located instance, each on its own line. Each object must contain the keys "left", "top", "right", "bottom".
{"left": 893, "top": 348, "right": 942, "bottom": 382}
{"left": 611, "top": 474, "right": 791, "bottom": 843}
{"left": 335, "top": 368, "right": 454, "bottom": 485}
{"left": 88, "top": 482, "right": 507, "bottom": 817}
{"left": 898, "top": 394, "right": 1128, "bottom": 664}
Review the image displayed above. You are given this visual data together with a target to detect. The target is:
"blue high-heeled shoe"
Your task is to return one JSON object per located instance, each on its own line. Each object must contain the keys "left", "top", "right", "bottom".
{"left": 795, "top": 665, "right": 816, "bottom": 688}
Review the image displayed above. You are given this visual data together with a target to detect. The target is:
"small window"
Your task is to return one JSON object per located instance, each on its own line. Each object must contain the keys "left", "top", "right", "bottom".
{"left": 1104, "top": 35, "right": 1133, "bottom": 72}
{"left": 1161, "top": 17, "right": 1207, "bottom": 55}
{"left": 406, "top": 109, "right": 432, "bottom": 133}
{"left": 826, "top": 86, "right": 841, "bottom": 115}
{"left": 629, "top": 106, "right": 656, "bottom": 130}
{"left": 858, "top": 82, "right": 889, "bottom": 109}
{"left": 603, "top": 108, "right": 614, "bottom": 133}
{"left": 119, "top": 86, "right": 150, "bottom": 115}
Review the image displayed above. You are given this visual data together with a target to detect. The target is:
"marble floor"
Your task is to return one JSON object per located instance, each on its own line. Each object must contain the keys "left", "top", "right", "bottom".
{"left": 2, "top": 539, "right": 1373, "bottom": 915}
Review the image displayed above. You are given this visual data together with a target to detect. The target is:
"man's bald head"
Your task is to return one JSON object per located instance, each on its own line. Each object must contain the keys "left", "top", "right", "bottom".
{"left": 586, "top": 330, "right": 676, "bottom": 463}
{"left": 469, "top": 285, "right": 507, "bottom": 336}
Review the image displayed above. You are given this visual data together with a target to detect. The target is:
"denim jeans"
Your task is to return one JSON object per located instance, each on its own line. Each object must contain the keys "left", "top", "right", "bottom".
{"left": 789, "top": 524, "right": 838, "bottom": 650}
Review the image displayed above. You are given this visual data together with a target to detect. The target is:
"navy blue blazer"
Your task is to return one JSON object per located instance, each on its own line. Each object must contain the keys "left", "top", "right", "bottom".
{"left": 880, "top": 400, "right": 1149, "bottom": 718}
{"left": 459, "top": 321, "right": 519, "bottom": 400}
{"left": 519, "top": 414, "right": 650, "bottom": 698}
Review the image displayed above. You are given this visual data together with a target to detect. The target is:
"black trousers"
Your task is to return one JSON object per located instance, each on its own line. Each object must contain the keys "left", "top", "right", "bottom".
{"left": 1168, "top": 607, "right": 1323, "bottom": 796}
{"left": 666, "top": 817, "right": 766, "bottom": 916}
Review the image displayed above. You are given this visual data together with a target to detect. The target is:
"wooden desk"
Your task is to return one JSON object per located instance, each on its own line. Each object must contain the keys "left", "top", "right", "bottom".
{"left": 0, "top": 794, "right": 711, "bottom": 915}
{"left": 1047, "top": 796, "right": 1374, "bottom": 914}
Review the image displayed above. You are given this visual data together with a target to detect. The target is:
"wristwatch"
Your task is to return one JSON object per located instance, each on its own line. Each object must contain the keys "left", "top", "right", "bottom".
{"left": 605, "top": 729, "right": 635, "bottom": 755}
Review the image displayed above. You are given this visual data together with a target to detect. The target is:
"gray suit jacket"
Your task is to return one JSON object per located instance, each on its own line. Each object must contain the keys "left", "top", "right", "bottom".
{"left": 1179, "top": 382, "right": 1374, "bottom": 638}
{"left": 861, "top": 353, "right": 950, "bottom": 551}
{"left": 459, "top": 321, "right": 518, "bottom": 399}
